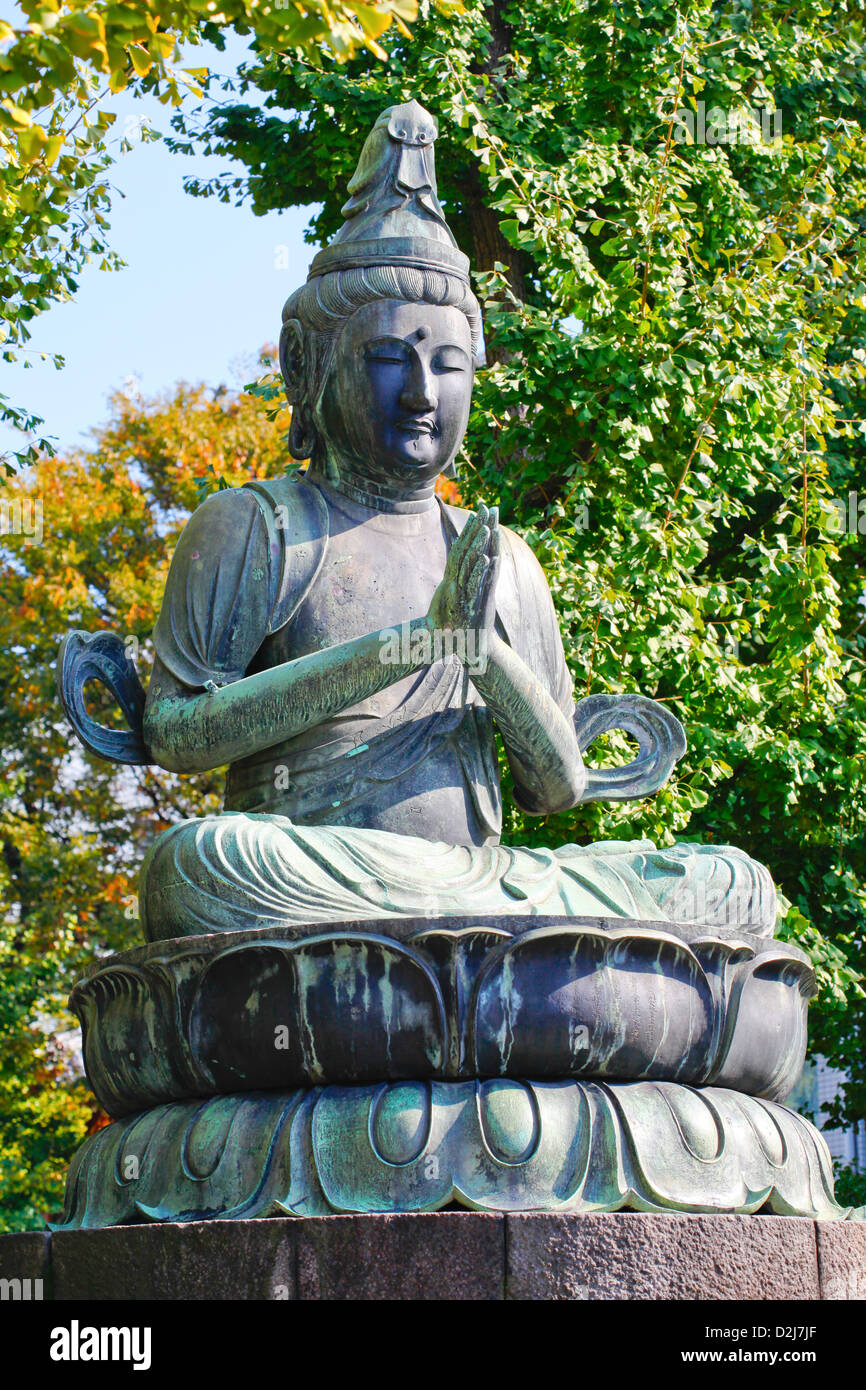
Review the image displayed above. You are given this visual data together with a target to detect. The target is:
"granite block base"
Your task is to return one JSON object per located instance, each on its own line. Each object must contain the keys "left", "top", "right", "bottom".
{"left": 3, "top": 1213, "right": 865, "bottom": 1300}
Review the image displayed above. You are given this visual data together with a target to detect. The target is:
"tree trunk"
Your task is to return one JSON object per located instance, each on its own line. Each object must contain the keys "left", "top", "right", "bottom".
{"left": 465, "top": 159, "right": 527, "bottom": 304}
{"left": 465, "top": 2, "right": 527, "bottom": 362}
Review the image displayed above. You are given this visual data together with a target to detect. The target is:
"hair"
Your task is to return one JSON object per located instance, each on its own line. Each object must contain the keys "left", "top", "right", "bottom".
{"left": 279, "top": 263, "right": 482, "bottom": 464}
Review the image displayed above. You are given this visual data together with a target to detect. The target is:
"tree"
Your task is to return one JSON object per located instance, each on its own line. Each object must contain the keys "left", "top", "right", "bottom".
{"left": 0, "top": 0, "right": 458, "bottom": 471}
{"left": 0, "top": 361, "right": 289, "bottom": 1231}
{"left": 173, "top": 0, "right": 866, "bottom": 1150}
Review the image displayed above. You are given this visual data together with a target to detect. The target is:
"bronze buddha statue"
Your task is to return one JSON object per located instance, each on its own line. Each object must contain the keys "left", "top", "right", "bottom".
{"left": 54, "top": 101, "right": 852, "bottom": 1227}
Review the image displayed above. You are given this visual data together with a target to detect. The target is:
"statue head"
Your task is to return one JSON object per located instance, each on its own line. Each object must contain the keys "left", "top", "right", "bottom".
{"left": 280, "top": 101, "right": 482, "bottom": 494}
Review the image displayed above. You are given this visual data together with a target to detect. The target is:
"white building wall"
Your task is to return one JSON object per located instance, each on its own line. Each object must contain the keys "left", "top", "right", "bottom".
{"left": 789, "top": 1056, "right": 866, "bottom": 1168}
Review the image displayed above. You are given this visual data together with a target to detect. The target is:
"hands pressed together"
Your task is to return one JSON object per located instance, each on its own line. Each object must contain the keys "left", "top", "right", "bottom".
{"left": 426, "top": 503, "right": 501, "bottom": 660}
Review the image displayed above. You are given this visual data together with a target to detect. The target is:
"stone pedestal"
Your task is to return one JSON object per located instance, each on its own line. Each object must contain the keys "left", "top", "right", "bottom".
{"left": 2, "top": 1213, "right": 864, "bottom": 1300}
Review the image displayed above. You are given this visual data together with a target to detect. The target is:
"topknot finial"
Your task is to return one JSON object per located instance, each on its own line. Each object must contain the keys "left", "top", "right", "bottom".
{"left": 307, "top": 100, "right": 470, "bottom": 284}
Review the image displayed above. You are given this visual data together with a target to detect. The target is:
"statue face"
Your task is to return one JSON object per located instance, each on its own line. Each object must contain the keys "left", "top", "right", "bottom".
{"left": 318, "top": 299, "right": 473, "bottom": 491}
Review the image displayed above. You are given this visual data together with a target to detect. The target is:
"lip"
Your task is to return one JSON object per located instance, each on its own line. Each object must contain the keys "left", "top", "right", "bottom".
{"left": 395, "top": 419, "right": 436, "bottom": 436}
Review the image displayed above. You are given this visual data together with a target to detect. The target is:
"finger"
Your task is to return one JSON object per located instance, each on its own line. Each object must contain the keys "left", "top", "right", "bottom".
{"left": 466, "top": 552, "right": 490, "bottom": 606}
{"left": 451, "top": 509, "right": 483, "bottom": 565}
{"left": 460, "top": 526, "right": 490, "bottom": 583}
{"left": 449, "top": 519, "right": 475, "bottom": 566}
{"left": 483, "top": 528, "right": 499, "bottom": 585}
{"left": 486, "top": 541, "right": 501, "bottom": 599}
{"left": 459, "top": 519, "right": 489, "bottom": 563}
{"left": 480, "top": 521, "right": 500, "bottom": 615}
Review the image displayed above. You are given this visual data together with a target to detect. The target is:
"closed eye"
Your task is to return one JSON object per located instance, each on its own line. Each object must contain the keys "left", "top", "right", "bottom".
{"left": 433, "top": 349, "right": 469, "bottom": 373}
{"left": 365, "top": 340, "right": 409, "bottom": 366}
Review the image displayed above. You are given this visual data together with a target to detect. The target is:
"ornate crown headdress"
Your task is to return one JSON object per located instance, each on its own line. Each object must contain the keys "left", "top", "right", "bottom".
{"left": 307, "top": 99, "right": 470, "bottom": 285}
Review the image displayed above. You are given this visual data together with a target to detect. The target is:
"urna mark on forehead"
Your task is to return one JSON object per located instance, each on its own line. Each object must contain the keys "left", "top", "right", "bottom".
{"left": 347, "top": 299, "right": 474, "bottom": 359}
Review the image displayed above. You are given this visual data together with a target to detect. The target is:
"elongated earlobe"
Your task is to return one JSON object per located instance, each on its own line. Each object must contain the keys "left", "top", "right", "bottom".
{"left": 288, "top": 406, "right": 317, "bottom": 460}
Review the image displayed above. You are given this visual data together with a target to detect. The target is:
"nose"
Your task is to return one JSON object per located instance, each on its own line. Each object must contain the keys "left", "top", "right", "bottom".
{"left": 400, "top": 350, "right": 437, "bottom": 412}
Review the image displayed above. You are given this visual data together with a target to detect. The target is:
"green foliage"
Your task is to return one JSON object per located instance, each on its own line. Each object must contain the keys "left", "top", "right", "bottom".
{"left": 0, "top": 911, "right": 96, "bottom": 1233}
{"left": 176, "top": 0, "right": 866, "bottom": 1132}
{"left": 833, "top": 1161, "right": 866, "bottom": 1209}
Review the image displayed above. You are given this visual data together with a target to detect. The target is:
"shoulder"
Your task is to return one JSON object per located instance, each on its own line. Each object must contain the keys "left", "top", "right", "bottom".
{"left": 244, "top": 470, "right": 329, "bottom": 540}
{"left": 499, "top": 523, "right": 551, "bottom": 582}
{"left": 161, "top": 487, "right": 269, "bottom": 602}
{"left": 175, "top": 471, "right": 329, "bottom": 542}
{"left": 173, "top": 482, "right": 263, "bottom": 548}
{"left": 154, "top": 486, "right": 275, "bottom": 688}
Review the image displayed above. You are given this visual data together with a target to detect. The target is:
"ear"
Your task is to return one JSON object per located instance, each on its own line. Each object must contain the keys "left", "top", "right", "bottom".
{"left": 288, "top": 406, "right": 317, "bottom": 461}
{"left": 279, "top": 318, "right": 305, "bottom": 403}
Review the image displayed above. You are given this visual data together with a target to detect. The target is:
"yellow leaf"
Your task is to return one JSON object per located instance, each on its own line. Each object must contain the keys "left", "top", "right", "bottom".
{"left": 17, "top": 125, "right": 47, "bottom": 161}
{"left": 2, "top": 100, "right": 32, "bottom": 127}
{"left": 352, "top": 3, "right": 393, "bottom": 39}
{"left": 128, "top": 44, "right": 152, "bottom": 79}
{"left": 44, "top": 133, "right": 64, "bottom": 166}
{"left": 173, "top": 69, "right": 204, "bottom": 97}
{"left": 768, "top": 232, "right": 785, "bottom": 260}
{"left": 151, "top": 33, "right": 175, "bottom": 60}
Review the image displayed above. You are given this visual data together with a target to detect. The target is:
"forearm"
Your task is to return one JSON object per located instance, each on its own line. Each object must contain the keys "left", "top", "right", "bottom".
{"left": 144, "top": 618, "right": 431, "bottom": 773}
{"left": 471, "top": 633, "right": 586, "bottom": 813}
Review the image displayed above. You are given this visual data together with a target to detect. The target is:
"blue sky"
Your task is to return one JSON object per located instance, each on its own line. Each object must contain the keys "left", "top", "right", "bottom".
{"left": 1, "top": 27, "right": 317, "bottom": 460}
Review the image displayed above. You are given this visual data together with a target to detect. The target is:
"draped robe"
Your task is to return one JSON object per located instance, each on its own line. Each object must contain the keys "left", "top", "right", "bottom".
{"left": 140, "top": 471, "right": 776, "bottom": 941}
